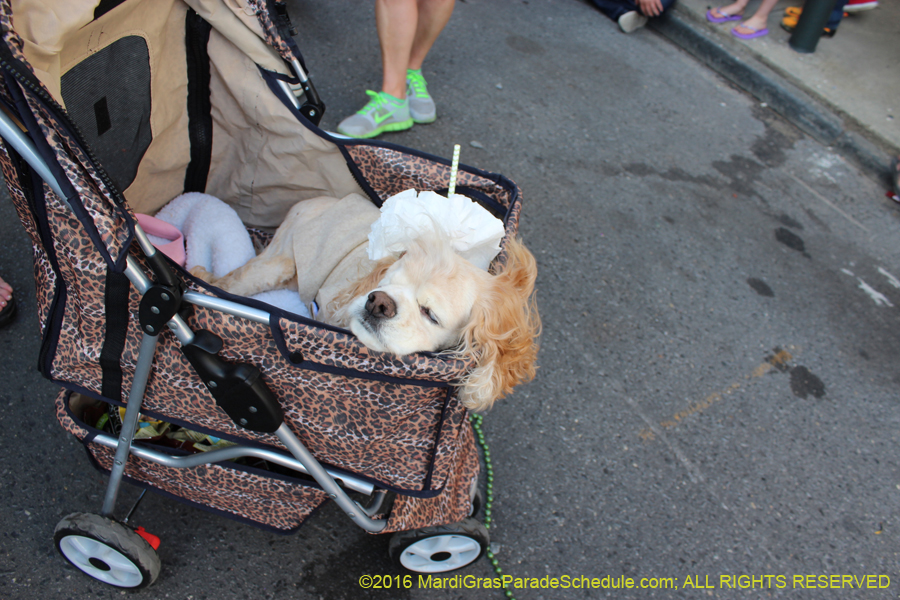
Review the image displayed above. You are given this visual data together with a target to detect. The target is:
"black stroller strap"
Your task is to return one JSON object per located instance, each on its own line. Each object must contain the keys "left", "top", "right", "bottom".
{"left": 100, "top": 268, "right": 131, "bottom": 402}
{"left": 93, "top": 0, "right": 128, "bottom": 20}
{"left": 184, "top": 9, "right": 213, "bottom": 194}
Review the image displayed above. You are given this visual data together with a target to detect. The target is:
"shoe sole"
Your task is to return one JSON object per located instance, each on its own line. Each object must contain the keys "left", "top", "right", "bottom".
{"left": 618, "top": 12, "right": 648, "bottom": 33}
{"left": 339, "top": 118, "right": 414, "bottom": 139}
{"left": 844, "top": 1, "right": 877, "bottom": 11}
{"left": 411, "top": 113, "right": 436, "bottom": 124}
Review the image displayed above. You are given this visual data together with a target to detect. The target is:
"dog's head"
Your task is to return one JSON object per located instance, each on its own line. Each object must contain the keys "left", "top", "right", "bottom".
{"left": 332, "top": 234, "right": 540, "bottom": 412}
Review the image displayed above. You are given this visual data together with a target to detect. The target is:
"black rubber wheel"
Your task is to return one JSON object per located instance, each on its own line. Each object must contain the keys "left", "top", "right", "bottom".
{"left": 389, "top": 517, "right": 489, "bottom": 573}
{"left": 469, "top": 486, "right": 484, "bottom": 518}
{"left": 54, "top": 512, "right": 160, "bottom": 589}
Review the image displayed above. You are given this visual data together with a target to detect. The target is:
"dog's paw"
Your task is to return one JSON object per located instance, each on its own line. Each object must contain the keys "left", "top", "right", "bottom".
{"left": 189, "top": 265, "right": 215, "bottom": 283}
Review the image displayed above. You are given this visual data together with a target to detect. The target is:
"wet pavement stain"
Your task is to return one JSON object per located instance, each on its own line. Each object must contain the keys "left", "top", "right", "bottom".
{"left": 790, "top": 366, "right": 826, "bottom": 398}
{"left": 506, "top": 34, "right": 545, "bottom": 55}
{"left": 775, "top": 227, "right": 810, "bottom": 257}
{"left": 747, "top": 277, "right": 774, "bottom": 297}
{"left": 778, "top": 213, "right": 803, "bottom": 229}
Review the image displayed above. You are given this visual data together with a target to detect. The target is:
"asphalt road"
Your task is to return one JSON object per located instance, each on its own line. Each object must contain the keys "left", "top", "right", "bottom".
{"left": 2, "top": 0, "right": 900, "bottom": 599}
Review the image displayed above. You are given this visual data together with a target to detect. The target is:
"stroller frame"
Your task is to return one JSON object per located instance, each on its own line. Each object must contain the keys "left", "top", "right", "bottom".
{"left": 0, "top": 0, "right": 520, "bottom": 588}
{"left": 0, "top": 104, "right": 390, "bottom": 527}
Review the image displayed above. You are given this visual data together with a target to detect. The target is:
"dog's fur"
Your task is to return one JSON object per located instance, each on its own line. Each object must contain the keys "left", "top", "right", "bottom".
{"left": 193, "top": 195, "right": 540, "bottom": 411}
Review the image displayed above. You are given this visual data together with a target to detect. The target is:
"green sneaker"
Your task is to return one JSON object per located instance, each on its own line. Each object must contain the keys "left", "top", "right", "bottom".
{"left": 337, "top": 90, "right": 413, "bottom": 138}
{"left": 406, "top": 69, "right": 436, "bottom": 124}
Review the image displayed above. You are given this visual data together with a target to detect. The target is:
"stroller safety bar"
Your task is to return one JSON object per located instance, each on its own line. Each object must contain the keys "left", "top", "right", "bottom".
{"left": 0, "top": 106, "right": 386, "bottom": 533}
{"left": 91, "top": 431, "right": 376, "bottom": 496}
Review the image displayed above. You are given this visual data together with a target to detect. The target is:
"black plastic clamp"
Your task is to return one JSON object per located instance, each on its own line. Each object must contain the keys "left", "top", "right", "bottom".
{"left": 181, "top": 330, "right": 284, "bottom": 433}
{"left": 138, "top": 284, "right": 183, "bottom": 336}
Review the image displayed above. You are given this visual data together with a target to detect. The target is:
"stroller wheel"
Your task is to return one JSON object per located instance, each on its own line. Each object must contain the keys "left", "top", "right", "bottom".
{"left": 54, "top": 513, "right": 160, "bottom": 589}
{"left": 469, "top": 487, "right": 485, "bottom": 517}
{"left": 389, "top": 517, "right": 489, "bottom": 573}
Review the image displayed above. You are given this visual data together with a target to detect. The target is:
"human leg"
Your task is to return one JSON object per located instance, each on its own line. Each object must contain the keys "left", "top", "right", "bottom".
{"left": 375, "top": 0, "right": 418, "bottom": 99}
{"left": 405, "top": 0, "right": 453, "bottom": 123}
{"left": 732, "top": 0, "right": 780, "bottom": 37}
{"left": 338, "top": 0, "right": 417, "bottom": 137}
{"left": 408, "top": 0, "right": 454, "bottom": 72}
{"left": 590, "top": 0, "right": 637, "bottom": 23}
{"left": 707, "top": 0, "right": 750, "bottom": 21}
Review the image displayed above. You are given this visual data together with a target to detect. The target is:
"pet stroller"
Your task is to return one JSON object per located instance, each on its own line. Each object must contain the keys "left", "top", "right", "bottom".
{"left": 0, "top": 0, "right": 525, "bottom": 589}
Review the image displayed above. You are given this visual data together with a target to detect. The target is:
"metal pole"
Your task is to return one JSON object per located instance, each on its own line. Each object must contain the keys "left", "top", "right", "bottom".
{"left": 100, "top": 333, "right": 159, "bottom": 517}
{"left": 275, "top": 424, "right": 387, "bottom": 533}
{"left": 789, "top": 0, "right": 838, "bottom": 53}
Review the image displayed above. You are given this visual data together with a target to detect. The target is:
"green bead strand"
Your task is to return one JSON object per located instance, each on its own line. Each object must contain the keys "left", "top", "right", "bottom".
{"left": 470, "top": 414, "right": 517, "bottom": 600}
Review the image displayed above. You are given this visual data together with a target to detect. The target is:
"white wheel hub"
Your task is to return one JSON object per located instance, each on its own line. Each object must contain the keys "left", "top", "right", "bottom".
{"left": 58, "top": 534, "right": 144, "bottom": 588}
{"left": 399, "top": 534, "right": 481, "bottom": 573}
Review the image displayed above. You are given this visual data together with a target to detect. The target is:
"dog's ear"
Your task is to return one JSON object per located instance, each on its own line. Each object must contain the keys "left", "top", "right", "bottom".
{"left": 328, "top": 255, "right": 398, "bottom": 325}
{"left": 457, "top": 237, "right": 541, "bottom": 411}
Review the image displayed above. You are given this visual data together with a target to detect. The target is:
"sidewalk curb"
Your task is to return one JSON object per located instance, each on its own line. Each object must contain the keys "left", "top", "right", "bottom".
{"left": 649, "top": 8, "right": 894, "bottom": 188}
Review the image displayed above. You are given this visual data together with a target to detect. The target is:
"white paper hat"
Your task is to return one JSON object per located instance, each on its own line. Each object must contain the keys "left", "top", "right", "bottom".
{"left": 367, "top": 189, "right": 506, "bottom": 270}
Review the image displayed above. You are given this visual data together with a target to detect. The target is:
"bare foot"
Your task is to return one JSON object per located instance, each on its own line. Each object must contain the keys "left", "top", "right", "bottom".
{"left": 737, "top": 16, "right": 768, "bottom": 31}
{"left": 709, "top": 5, "right": 743, "bottom": 18}
{"left": 713, "top": 1, "right": 747, "bottom": 17}
{"left": 0, "top": 275, "right": 12, "bottom": 309}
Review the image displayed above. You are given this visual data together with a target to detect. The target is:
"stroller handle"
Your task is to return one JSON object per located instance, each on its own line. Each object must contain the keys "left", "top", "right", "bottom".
{"left": 0, "top": 107, "right": 66, "bottom": 199}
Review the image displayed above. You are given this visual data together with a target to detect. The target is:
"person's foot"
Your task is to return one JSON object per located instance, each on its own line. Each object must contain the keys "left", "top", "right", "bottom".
{"left": 618, "top": 10, "right": 648, "bottom": 32}
{"left": 336, "top": 90, "right": 413, "bottom": 139}
{"left": 844, "top": 0, "right": 878, "bottom": 13}
{"left": 732, "top": 20, "right": 769, "bottom": 39}
{"left": 707, "top": 7, "right": 743, "bottom": 22}
{"left": 406, "top": 69, "right": 436, "bottom": 124}
{"left": 0, "top": 275, "right": 16, "bottom": 328}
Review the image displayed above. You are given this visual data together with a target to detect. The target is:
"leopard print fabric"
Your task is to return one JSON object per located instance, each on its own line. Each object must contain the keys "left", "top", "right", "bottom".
{"left": 383, "top": 417, "right": 480, "bottom": 533}
{"left": 343, "top": 144, "right": 515, "bottom": 209}
{"left": 0, "top": 146, "right": 57, "bottom": 336}
{"left": 108, "top": 272, "right": 470, "bottom": 492}
{"left": 21, "top": 98, "right": 132, "bottom": 266}
{"left": 56, "top": 391, "right": 329, "bottom": 532}
{"left": 246, "top": 0, "right": 295, "bottom": 65}
{"left": 0, "top": 0, "right": 30, "bottom": 68}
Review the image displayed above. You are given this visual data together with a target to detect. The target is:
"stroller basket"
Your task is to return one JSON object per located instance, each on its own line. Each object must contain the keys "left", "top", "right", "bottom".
{"left": 0, "top": 0, "right": 524, "bottom": 588}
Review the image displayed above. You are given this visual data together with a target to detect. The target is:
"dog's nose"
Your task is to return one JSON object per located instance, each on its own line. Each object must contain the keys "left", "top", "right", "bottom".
{"left": 366, "top": 291, "right": 396, "bottom": 319}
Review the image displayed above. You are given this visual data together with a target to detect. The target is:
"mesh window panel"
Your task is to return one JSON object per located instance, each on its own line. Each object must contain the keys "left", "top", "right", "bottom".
{"left": 60, "top": 35, "right": 152, "bottom": 192}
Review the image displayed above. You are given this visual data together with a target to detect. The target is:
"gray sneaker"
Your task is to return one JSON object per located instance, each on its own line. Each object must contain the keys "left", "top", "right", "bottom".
{"left": 406, "top": 70, "right": 436, "bottom": 124}
{"left": 618, "top": 11, "right": 648, "bottom": 33}
{"left": 337, "top": 91, "right": 413, "bottom": 138}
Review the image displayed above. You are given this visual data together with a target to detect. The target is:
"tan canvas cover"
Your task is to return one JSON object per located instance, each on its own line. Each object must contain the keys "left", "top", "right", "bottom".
{"left": 11, "top": 0, "right": 364, "bottom": 225}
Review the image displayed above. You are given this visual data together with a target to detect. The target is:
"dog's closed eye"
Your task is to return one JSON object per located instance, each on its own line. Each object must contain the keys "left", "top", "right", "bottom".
{"left": 420, "top": 306, "right": 440, "bottom": 325}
